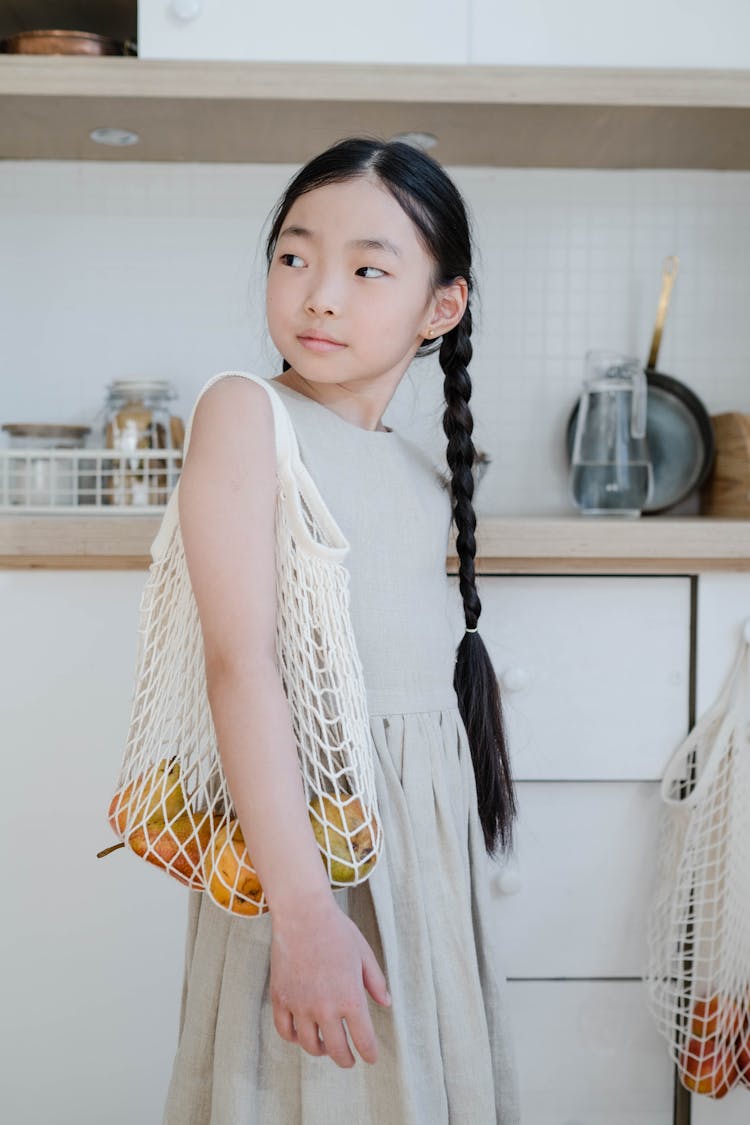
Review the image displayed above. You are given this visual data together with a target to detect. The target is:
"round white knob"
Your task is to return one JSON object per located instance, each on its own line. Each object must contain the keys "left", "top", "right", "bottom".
{"left": 493, "top": 867, "right": 522, "bottom": 895}
{"left": 500, "top": 666, "right": 530, "bottom": 692}
{"left": 491, "top": 858, "right": 522, "bottom": 895}
{"left": 171, "top": 0, "right": 203, "bottom": 20}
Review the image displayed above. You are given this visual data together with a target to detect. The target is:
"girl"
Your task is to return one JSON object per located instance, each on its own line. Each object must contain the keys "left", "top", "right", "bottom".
{"left": 162, "top": 136, "right": 520, "bottom": 1124}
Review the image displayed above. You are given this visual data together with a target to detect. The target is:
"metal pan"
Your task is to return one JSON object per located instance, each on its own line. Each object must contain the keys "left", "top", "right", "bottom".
{"left": 0, "top": 30, "right": 137, "bottom": 55}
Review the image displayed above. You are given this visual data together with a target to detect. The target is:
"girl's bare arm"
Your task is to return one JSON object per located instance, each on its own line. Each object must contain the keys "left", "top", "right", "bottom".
{"left": 177, "top": 376, "right": 391, "bottom": 1067}
{"left": 178, "top": 375, "right": 332, "bottom": 919}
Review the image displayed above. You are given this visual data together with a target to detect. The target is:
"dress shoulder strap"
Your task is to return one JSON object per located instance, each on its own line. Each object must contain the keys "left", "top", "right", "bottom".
{"left": 150, "top": 370, "right": 350, "bottom": 564}
{"left": 181, "top": 370, "right": 295, "bottom": 469}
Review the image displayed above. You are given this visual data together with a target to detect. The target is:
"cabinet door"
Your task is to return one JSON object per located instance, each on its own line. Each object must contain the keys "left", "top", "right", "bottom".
{"left": 139, "top": 0, "right": 468, "bottom": 63}
{"left": 469, "top": 0, "right": 750, "bottom": 67}
{"left": 448, "top": 575, "right": 691, "bottom": 780}
{"left": 506, "top": 980, "right": 674, "bottom": 1123}
{"left": 486, "top": 781, "right": 662, "bottom": 977}
{"left": 0, "top": 570, "right": 187, "bottom": 1124}
{"left": 690, "top": 573, "right": 750, "bottom": 1122}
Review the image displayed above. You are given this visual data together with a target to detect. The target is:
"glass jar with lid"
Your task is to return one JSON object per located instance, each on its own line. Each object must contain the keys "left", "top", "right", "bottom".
{"left": 95, "top": 379, "right": 184, "bottom": 506}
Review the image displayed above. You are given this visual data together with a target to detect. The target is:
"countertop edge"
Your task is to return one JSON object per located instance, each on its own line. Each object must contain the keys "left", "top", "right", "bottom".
{"left": 1, "top": 514, "right": 748, "bottom": 573}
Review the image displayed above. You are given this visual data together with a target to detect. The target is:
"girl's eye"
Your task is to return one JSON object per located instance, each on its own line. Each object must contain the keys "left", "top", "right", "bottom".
{"left": 356, "top": 266, "right": 386, "bottom": 278}
{"left": 279, "top": 253, "right": 304, "bottom": 267}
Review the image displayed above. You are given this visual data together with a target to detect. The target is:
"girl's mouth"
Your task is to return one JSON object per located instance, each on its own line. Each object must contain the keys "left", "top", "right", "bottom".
{"left": 298, "top": 336, "right": 346, "bottom": 353}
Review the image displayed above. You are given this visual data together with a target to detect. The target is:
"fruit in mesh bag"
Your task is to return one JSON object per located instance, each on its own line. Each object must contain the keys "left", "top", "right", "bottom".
{"left": 204, "top": 818, "right": 267, "bottom": 916}
{"left": 307, "top": 794, "right": 379, "bottom": 884}
{"left": 689, "top": 992, "right": 745, "bottom": 1042}
{"left": 737, "top": 1023, "right": 750, "bottom": 1088}
{"left": 733, "top": 986, "right": 750, "bottom": 1088}
{"left": 108, "top": 756, "right": 186, "bottom": 836}
{"left": 129, "top": 808, "right": 214, "bottom": 888}
{"left": 678, "top": 1034, "right": 740, "bottom": 1098}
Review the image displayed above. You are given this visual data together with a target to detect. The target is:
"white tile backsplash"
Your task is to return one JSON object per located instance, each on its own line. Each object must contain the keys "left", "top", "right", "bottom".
{"left": 1, "top": 160, "right": 748, "bottom": 515}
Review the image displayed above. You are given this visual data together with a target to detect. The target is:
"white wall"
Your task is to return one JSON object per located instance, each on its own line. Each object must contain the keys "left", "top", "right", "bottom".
{"left": 2, "top": 160, "right": 749, "bottom": 515}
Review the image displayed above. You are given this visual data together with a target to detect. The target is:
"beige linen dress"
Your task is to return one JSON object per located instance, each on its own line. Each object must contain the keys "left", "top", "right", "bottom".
{"left": 161, "top": 374, "right": 521, "bottom": 1125}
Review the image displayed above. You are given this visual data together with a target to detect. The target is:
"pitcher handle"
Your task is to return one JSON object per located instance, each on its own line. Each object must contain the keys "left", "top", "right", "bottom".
{"left": 630, "top": 366, "right": 648, "bottom": 439}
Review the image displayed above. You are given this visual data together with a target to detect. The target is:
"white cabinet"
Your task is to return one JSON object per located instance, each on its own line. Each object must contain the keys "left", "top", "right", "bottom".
{"left": 468, "top": 573, "right": 691, "bottom": 1119}
{"left": 138, "top": 0, "right": 750, "bottom": 67}
{"left": 0, "top": 570, "right": 185, "bottom": 1124}
{"left": 449, "top": 575, "right": 691, "bottom": 779}
{"left": 506, "top": 981, "right": 674, "bottom": 1123}
{"left": 486, "top": 781, "right": 662, "bottom": 977}
{"left": 138, "top": 0, "right": 469, "bottom": 63}
{"left": 5, "top": 563, "right": 749, "bottom": 1121}
{"left": 469, "top": 0, "right": 750, "bottom": 68}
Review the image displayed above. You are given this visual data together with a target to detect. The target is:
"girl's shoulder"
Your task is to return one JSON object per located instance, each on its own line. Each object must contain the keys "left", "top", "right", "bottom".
{"left": 184, "top": 370, "right": 284, "bottom": 458}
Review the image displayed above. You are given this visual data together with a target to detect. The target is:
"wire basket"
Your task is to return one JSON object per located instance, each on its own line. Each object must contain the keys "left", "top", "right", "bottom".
{"left": 0, "top": 448, "right": 183, "bottom": 513}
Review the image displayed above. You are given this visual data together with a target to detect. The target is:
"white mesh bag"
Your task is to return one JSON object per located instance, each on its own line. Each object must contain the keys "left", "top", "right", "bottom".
{"left": 98, "top": 370, "right": 384, "bottom": 917}
{"left": 644, "top": 618, "right": 750, "bottom": 1099}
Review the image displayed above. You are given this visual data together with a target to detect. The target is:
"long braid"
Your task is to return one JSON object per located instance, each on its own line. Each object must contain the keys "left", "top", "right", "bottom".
{"left": 440, "top": 311, "right": 518, "bottom": 858}
{"left": 262, "top": 133, "right": 518, "bottom": 856}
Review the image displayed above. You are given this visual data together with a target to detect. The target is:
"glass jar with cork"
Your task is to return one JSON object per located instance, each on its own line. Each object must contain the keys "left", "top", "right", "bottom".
{"left": 96, "top": 379, "right": 184, "bottom": 507}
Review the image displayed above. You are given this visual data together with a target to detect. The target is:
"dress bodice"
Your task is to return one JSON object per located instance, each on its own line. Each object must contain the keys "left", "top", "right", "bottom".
{"left": 270, "top": 379, "right": 461, "bottom": 715}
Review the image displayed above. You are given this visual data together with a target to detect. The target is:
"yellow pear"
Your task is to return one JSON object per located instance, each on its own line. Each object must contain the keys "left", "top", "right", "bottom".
{"left": 108, "top": 756, "right": 185, "bottom": 837}
{"left": 129, "top": 809, "right": 212, "bottom": 887}
{"left": 308, "top": 794, "right": 378, "bottom": 884}
{"left": 204, "top": 818, "right": 267, "bottom": 916}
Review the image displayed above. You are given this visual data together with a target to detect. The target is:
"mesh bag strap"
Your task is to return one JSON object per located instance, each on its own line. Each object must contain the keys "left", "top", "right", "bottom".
{"left": 660, "top": 624, "right": 750, "bottom": 809}
{"left": 150, "top": 371, "right": 349, "bottom": 564}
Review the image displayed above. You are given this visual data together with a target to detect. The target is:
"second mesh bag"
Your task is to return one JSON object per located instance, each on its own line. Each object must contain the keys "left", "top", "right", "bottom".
{"left": 104, "top": 370, "right": 384, "bottom": 917}
{"left": 644, "top": 618, "right": 750, "bottom": 1098}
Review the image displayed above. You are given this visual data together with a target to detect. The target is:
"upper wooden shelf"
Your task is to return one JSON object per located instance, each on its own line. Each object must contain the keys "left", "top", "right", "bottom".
{"left": 2, "top": 57, "right": 750, "bottom": 167}
{"left": 2, "top": 514, "right": 748, "bottom": 574}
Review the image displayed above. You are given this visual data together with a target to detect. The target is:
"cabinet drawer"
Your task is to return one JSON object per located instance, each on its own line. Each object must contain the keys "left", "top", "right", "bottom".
{"left": 691, "top": 1086, "right": 750, "bottom": 1124}
{"left": 449, "top": 575, "right": 691, "bottom": 780}
{"left": 470, "top": 0, "right": 749, "bottom": 69}
{"left": 695, "top": 573, "right": 750, "bottom": 713}
{"left": 138, "top": 0, "right": 468, "bottom": 63}
{"left": 485, "top": 781, "right": 661, "bottom": 977}
{"left": 505, "top": 980, "right": 674, "bottom": 1123}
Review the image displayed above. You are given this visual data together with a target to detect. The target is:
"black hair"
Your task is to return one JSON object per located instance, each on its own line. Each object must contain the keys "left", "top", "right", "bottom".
{"left": 263, "top": 136, "right": 517, "bottom": 858}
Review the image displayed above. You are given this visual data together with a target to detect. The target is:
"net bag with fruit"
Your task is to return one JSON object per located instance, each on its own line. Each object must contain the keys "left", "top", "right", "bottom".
{"left": 98, "top": 370, "right": 384, "bottom": 917}
{"left": 644, "top": 618, "right": 750, "bottom": 1099}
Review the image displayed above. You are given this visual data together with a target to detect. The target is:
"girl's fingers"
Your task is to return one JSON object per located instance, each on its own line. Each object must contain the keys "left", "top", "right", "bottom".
{"left": 343, "top": 1001, "right": 379, "bottom": 1066}
{"left": 295, "top": 1016, "right": 328, "bottom": 1058}
{"left": 317, "top": 1017, "right": 356, "bottom": 1068}
{"left": 272, "top": 1003, "right": 297, "bottom": 1043}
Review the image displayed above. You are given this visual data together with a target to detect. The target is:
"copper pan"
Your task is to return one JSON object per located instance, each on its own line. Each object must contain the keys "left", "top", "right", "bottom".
{"left": 0, "top": 30, "right": 137, "bottom": 55}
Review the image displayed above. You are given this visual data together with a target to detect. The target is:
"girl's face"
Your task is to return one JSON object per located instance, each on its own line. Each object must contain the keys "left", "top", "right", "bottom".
{"left": 266, "top": 175, "right": 456, "bottom": 394}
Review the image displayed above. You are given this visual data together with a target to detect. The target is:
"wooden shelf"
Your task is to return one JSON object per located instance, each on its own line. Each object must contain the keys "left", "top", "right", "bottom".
{"left": 2, "top": 57, "right": 750, "bottom": 167}
{"left": 1, "top": 513, "right": 748, "bottom": 574}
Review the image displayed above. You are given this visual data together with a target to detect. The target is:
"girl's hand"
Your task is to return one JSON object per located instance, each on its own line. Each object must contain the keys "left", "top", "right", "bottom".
{"left": 269, "top": 896, "right": 392, "bottom": 1068}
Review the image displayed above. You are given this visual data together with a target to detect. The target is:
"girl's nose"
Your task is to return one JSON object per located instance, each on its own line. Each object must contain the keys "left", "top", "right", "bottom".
{"left": 304, "top": 274, "right": 343, "bottom": 317}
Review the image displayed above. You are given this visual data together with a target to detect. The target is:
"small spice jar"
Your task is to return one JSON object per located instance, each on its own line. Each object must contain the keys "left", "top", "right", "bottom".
{"left": 1, "top": 423, "right": 90, "bottom": 507}
{"left": 95, "top": 379, "right": 184, "bottom": 506}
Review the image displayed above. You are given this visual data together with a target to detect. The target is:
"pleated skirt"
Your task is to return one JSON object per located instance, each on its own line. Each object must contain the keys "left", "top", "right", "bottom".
{"left": 161, "top": 707, "right": 521, "bottom": 1125}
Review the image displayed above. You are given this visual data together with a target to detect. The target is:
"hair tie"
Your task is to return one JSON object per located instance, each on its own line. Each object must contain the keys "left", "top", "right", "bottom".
{"left": 465, "top": 626, "right": 478, "bottom": 633}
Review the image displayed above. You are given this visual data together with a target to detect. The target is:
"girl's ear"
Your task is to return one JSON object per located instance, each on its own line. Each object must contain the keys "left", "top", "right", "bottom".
{"left": 426, "top": 278, "right": 469, "bottom": 338}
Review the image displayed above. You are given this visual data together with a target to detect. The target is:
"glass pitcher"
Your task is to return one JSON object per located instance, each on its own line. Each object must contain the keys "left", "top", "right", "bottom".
{"left": 569, "top": 349, "right": 654, "bottom": 517}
